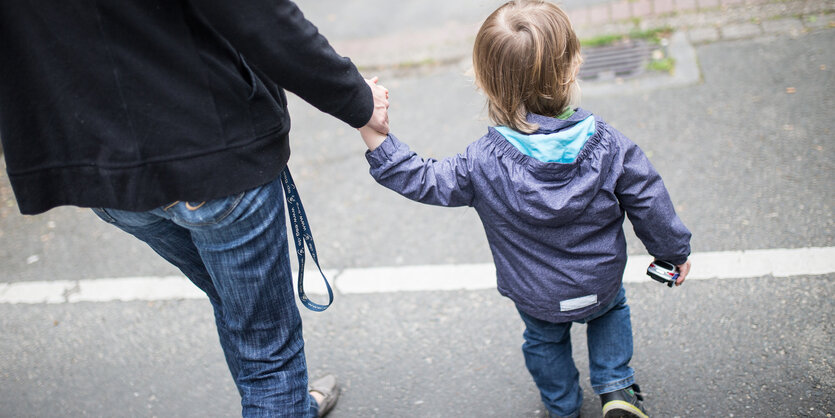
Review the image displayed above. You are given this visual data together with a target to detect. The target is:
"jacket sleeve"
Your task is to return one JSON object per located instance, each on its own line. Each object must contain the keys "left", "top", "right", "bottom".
{"left": 365, "top": 134, "right": 476, "bottom": 207}
{"left": 188, "top": 0, "right": 372, "bottom": 128}
{"left": 614, "top": 135, "right": 691, "bottom": 265}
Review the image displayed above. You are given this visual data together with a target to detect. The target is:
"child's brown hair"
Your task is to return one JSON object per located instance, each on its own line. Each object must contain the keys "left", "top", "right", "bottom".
{"left": 473, "top": 0, "right": 581, "bottom": 133}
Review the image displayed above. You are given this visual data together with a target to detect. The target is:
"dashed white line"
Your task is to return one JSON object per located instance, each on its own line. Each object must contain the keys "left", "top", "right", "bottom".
{"left": 1, "top": 247, "right": 833, "bottom": 304}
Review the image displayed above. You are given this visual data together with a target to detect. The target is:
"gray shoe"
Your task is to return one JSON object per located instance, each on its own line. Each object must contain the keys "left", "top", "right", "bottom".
{"left": 600, "top": 384, "right": 647, "bottom": 418}
{"left": 309, "top": 374, "right": 340, "bottom": 417}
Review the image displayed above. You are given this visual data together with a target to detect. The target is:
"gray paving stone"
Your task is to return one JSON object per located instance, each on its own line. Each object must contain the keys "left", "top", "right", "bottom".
{"left": 721, "top": 22, "right": 763, "bottom": 39}
{"left": 688, "top": 26, "right": 721, "bottom": 43}
{"left": 762, "top": 17, "right": 806, "bottom": 35}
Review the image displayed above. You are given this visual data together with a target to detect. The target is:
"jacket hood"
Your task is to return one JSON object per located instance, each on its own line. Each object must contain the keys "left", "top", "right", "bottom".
{"left": 495, "top": 112, "right": 596, "bottom": 164}
{"left": 487, "top": 109, "right": 614, "bottom": 226}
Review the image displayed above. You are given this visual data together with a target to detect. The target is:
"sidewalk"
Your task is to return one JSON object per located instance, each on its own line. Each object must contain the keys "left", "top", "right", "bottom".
{"left": 331, "top": 0, "right": 834, "bottom": 70}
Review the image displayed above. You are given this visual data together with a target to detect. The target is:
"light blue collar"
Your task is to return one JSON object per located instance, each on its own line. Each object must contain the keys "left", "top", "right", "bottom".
{"left": 495, "top": 115, "right": 596, "bottom": 163}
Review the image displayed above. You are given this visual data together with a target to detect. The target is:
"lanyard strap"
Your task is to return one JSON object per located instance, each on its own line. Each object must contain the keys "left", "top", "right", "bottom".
{"left": 280, "top": 168, "right": 333, "bottom": 312}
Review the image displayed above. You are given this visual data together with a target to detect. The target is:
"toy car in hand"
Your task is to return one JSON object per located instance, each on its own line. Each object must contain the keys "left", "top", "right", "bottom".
{"left": 647, "top": 259, "right": 680, "bottom": 287}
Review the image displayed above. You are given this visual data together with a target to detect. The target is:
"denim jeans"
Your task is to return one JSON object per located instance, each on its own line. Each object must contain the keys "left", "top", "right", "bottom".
{"left": 517, "top": 287, "right": 634, "bottom": 418}
{"left": 92, "top": 174, "right": 318, "bottom": 417}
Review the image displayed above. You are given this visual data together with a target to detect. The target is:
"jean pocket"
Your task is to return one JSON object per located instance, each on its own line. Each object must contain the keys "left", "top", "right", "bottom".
{"left": 92, "top": 208, "right": 117, "bottom": 223}
{"left": 165, "top": 192, "right": 246, "bottom": 227}
{"left": 238, "top": 53, "right": 259, "bottom": 100}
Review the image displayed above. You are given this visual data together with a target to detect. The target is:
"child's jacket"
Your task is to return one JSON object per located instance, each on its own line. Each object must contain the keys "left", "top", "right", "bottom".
{"left": 366, "top": 109, "right": 691, "bottom": 322}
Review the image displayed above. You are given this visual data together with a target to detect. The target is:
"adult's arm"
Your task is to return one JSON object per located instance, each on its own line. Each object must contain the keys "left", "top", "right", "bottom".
{"left": 189, "top": 0, "right": 376, "bottom": 128}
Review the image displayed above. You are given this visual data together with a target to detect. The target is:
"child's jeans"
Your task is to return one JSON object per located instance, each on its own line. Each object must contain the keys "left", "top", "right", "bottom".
{"left": 517, "top": 286, "right": 634, "bottom": 418}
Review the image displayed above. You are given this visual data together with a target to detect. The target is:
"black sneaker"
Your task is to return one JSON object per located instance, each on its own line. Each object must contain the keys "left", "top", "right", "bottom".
{"left": 600, "top": 384, "right": 648, "bottom": 418}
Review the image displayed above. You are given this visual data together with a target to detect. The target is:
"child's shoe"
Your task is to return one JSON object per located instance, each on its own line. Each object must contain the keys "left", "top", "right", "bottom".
{"left": 600, "top": 384, "right": 648, "bottom": 418}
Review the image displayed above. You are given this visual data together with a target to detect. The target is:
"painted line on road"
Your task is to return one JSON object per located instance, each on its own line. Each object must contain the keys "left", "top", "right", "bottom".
{"left": 1, "top": 247, "right": 833, "bottom": 304}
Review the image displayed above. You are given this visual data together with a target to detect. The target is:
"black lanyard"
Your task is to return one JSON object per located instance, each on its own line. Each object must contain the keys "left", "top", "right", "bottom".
{"left": 280, "top": 168, "right": 333, "bottom": 312}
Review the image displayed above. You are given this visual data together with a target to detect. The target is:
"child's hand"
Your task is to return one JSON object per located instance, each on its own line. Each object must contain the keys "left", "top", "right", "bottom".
{"left": 675, "top": 260, "right": 691, "bottom": 286}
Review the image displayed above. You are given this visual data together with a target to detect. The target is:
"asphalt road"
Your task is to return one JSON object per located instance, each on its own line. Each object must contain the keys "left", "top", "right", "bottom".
{"left": 1, "top": 27, "right": 833, "bottom": 418}
{"left": 2, "top": 276, "right": 832, "bottom": 417}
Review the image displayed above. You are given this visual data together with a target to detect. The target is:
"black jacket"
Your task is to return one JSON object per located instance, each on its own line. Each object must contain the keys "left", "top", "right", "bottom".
{"left": 0, "top": 0, "right": 373, "bottom": 214}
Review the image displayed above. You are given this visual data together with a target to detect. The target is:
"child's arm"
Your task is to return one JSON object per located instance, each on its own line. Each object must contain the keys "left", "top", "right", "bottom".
{"left": 615, "top": 137, "right": 692, "bottom": 285}
{"left": 359, "top": 125, "right": 387, "bottom": 151}
{"left": 363, "top": 134, "right": 477, "bottom": 208}
{"left": 358, "top": 79, "right": 475, "bottom": 207}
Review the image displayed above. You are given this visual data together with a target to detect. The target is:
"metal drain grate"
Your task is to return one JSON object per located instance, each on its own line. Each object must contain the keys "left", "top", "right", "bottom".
{"left": 578, "top": 40, "right": 654, "bottom": 81}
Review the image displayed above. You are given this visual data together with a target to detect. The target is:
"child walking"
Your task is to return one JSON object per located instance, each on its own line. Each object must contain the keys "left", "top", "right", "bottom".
{"left": 359, "top": 1, "right": 691, "bottom": 417}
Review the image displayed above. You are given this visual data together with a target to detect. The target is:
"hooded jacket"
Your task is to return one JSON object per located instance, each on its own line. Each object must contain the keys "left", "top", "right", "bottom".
{"left": 366, "top": 109, "right": 691, "bottom": 322}
{"left": 0, "top": 0, "right": 372, "bottom": 214}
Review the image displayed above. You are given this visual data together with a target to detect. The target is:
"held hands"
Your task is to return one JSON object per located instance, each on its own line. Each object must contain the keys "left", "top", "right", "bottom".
{"left": 359, "top": 77, "right": 389, "bottom": 151}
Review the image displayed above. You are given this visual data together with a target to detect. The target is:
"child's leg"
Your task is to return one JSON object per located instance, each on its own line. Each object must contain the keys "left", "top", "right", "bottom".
{"left": 517, "top": 309, "right": 583, "bottom": 418}
{"left": 584, "top": 287, "right": 636, "bottom": 394}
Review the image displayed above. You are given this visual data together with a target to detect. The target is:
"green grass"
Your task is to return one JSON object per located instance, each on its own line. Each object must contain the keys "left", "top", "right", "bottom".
{"left": 647, "top": 57, "right": 675, "bottom": 73}
{"left": 580, "top": 33, "right": 625, "bottom": 48}
{"left": 580, "top": 26, "right": 674, "bottom": 47}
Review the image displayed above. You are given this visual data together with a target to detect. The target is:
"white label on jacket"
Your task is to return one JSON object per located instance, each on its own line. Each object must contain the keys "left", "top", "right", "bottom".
{"left": 560, "top": 294, "right": 598, "bottom": 311}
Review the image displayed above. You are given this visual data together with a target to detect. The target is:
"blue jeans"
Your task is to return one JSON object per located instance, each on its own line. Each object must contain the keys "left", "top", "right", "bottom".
{"left": 517, "top": 287, "right": 635, "bottom": 418}
{"left": 92, "top": 175, "right": 318, "bottom": 417}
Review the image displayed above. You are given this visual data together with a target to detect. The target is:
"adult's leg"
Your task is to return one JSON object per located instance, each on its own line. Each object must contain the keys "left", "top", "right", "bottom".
{"left": 91, "top": 208, "right": 244, "bottom": 393}
{"left": 517, "top": 309, "right": 582, "bottom": 418}
{"left": 94, "top": 175, "right": 317, "bottom": 416}
{"left": 162, "top": 177, "right": 317, "bottom": 417}
{"left": 584, "top": 287, "right": 635, "bottom": 395}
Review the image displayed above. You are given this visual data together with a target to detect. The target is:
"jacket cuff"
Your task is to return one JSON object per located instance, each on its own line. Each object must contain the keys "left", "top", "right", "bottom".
{"left": 343, "top": 81, "right": 375, "bottom": 128}
{"left": 665, "top": 253, "right": 690, "bottom": 266}
{"left": 365, "top": 133, "right": 400, "bottom": 167}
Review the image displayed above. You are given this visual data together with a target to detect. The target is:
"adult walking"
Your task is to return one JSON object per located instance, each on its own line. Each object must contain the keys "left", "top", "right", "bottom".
{"left": 0, "top": 1, "right": 388, "bottom": 416}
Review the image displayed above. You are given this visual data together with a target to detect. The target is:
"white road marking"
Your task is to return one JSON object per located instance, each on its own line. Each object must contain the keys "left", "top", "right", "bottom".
{"left": 1, "top": 247, "right": 833, "bottom": 304}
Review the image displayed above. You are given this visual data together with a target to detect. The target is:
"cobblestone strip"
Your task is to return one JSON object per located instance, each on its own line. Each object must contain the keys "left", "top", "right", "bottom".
{"left": 569, "top": 0, "right": 835, "bottom": 45}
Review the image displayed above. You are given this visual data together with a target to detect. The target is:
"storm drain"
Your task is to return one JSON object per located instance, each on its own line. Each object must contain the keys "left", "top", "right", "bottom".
{"left": 578, "top": 40, "right": 655, "bottom": 81}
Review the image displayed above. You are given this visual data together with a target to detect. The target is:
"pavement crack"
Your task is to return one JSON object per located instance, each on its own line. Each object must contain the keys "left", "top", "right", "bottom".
{"left": 62, "top": 281, "right": 80, "bottom": 303}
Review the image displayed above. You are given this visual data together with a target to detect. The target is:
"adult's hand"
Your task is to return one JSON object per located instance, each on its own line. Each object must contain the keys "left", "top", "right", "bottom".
{"left": 363, "top": 77, "right": 389, "bottom": 134}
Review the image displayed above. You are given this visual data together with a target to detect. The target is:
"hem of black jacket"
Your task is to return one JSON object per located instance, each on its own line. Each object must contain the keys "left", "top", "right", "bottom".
{"left": 9, "top": 130, "right": 291, "bottom": 215}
